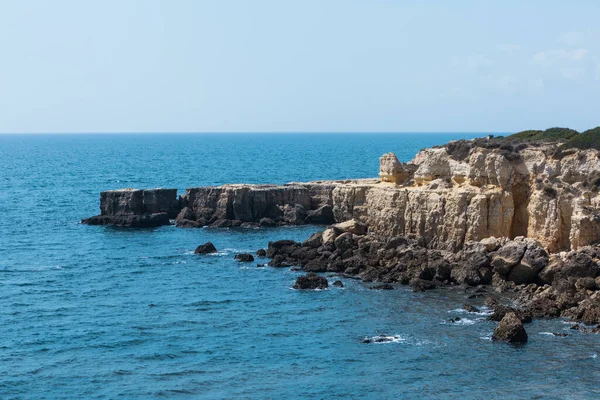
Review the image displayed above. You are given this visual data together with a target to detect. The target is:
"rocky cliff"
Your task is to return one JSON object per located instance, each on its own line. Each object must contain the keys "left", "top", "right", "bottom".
{"left": 82, "top": 188, "right": 180, "bottom": 228}
{"left": 83, "top": 138, "right": 600, "bottom": 253}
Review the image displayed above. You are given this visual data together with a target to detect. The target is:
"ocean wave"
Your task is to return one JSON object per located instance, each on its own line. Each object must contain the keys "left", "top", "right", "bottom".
{"left": 362, "top": 334, "right": 405, "bottom": 344}
{"left": 443, "top": 317, "right": 481, "bottom": 326}
{"left": 448, "top": 307, "right": 492, "bottom": 317}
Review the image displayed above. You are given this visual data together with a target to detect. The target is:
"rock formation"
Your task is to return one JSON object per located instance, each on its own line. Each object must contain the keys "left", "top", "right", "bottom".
{"left": 82, "top": 188, "right": 179, "bottom": 228}
{"left": 83, "top": 134, "right": 600, "bottom": 332}
{"left": 293, "top": 273, "right": 329, "bottom": 290}
{"left": 492, "top": 312, "right": 528, "bottom": 343}
{"left": 194, "top": 242, "right": 218, "bottom": 254}
{"left": 83, "top": 139, "right": 600, "bottom": 253}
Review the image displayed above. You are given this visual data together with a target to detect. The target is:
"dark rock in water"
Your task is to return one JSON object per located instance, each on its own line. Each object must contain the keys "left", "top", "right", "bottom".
{"left": 332, "top": 280, "right": 344, "bottom": 287}
{"left": 259, "top": 217, "right": 277, "bottom": 227}
{"left": 175, "top": 207, "right": 195, "bottom": 225}
{"left": 552, "top": 332, "right": 568, "bottom": 337}
{"left": 492, "top": 312, "right": 528, "bottom": 343}
{"left": 371, "top": 284, "right": 394, "bottom": 290}
{"left": 194, "top": 242, "right": 217, "bottom": 255}
{"left": 305, "top": 205, "right": 334, "bottom": 224}
{"left": 82, "top": 188, "right": 179, "bottom": 227}
{"left": 235, "top": 253, "right": 254, "bottom": 262}
{"left": 176, "top": 218, "right": 204, "bottom": 228}
{"left": 467, "top": 293, "right": 485, "bottom": 299}
{"left": 256, "top": 263, "right": 266, "bottom": 268}
{"left": 293, "top": 273, "right": 328, "bottom": 290}
{"left": 256, "top": 249, "right": 267, "bottom": 257}
{"left": 450, "top": 317, "right": 461, "bottom": 322}
{"left": 409, "top": 278, "right": 437, "bottom": 292}
{"left": 266, "top": 240, "right": 300, "bottom": 260}
{"left": 82, "top": 212, "right": 171, "bottom": 228}
{"left": 240, "top": 222, "right": 259, "bottom": 228}
{"left": 463, "top": 304, "right": 480, "bottom": 313}
{"left": 486, "top": 297, "right": 531, "bottom": 323}
{"left": 210, "top": 219, "right": 242, "bottom": 228}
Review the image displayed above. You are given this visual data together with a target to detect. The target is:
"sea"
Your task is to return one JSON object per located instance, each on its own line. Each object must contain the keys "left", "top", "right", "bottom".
{"left": 1, "top": 133, "right": 599, "bottom": 399}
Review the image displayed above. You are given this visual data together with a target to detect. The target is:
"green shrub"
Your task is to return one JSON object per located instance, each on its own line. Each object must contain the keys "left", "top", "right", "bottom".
{"left": 560, "top": 127, "right": 600, "bottom": 151}
{"left": 508, "top": 127, "right": 579, "bottom": 142}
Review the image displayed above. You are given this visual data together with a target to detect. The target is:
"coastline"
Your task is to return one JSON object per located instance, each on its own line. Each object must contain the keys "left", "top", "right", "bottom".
{"left": 82, "top": 132, "right": 600, "bottom": 339}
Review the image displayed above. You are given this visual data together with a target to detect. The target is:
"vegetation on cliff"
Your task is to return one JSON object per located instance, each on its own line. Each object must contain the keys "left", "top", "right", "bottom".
{"left": 559, "top": 127, "right": 600, "bottom": 151}
{"left": 507, "top": 127, "right": 579, "bottom": 142}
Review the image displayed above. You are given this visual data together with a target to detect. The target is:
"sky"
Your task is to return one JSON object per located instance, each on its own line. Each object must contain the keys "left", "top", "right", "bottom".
{"left": 0, "top": 0, "right": 599, "bottom": 134}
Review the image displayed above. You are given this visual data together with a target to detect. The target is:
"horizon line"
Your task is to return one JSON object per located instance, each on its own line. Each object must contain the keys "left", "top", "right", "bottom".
{"left": 0, "top": 131, "right": 507, "bottom": 135}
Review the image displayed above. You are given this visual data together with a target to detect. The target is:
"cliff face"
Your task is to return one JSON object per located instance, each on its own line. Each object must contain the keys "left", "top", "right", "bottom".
{"left": 325, "top": 143, "right": 600, "bottom": 252}
{"left": 82, "top": 188, "right": 180, "bottom": 227}
{"left": 83, "top": 140, "right": 600, "bottom": 252}
{"left": 177, "top": 183, "right": 339, "bottom": 226}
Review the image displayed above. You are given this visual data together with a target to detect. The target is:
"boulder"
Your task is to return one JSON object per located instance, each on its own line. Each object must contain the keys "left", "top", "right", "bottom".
{"left": 305, "top": 205, "right": 334, "bottom": 224}
{"left": 463, "top": 304, "right": 480, "bottom": 313}
{"left": 332, "top": 219, "right": 368, "bottom": 235}
{"left": 322, "top": 228, "right": 339, "bottom": 246}
{"left": 256, "top": 249, "right": 267, "bottom": 257}
{"left": 194, "top": 242, "right": 217, "bottom": 254}
{"left": 293, "top": 273, "right": 328, "bottom": 290}
{"left": 480, "top": 237, "right": 501, "bottom": 252}
{"left": 507, "top": 241, "right": 549, "bottom": 284}
{"left": 332, "top": 280, "right": 344, "bottom": 287}
{"left": 259, "top": 217, "right": 277, "bottom": 227}
{"left": 491, "top": 241, "right": 527, "bottom": 275}
{"left": 492, "top": 312, "right": 528, "bottom": 343}
{"left": 302, "top": 231, "right": 324, "bottom": 248}
{"left": 379, "top": 152, "right": 413, "bottom": 184}
{"left": 371, "top": 284, "right": 394, "bottom": 290}
{"left": 576, "top": 277, "right": 598, "bottom": 291}
{"left": 282, "top": 203, "right": 307, "bottom": 225}
{"left": 334, "top": 232, "right": 355, "bottom": 254}
{"left": 234, "top": 253, "right": 254, "bottom": 262}
{"left": 409, "top": 278, "right": 437, "bottom": 292}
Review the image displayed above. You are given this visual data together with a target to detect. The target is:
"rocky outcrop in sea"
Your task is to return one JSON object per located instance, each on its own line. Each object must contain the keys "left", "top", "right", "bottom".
{"left": 83, "top": 133, "right": 600, "bottom": 333}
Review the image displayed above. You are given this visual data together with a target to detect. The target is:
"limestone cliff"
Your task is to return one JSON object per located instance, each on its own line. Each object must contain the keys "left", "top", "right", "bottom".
{"left": 83, "top": 139, "right": 600, "bottom": 253}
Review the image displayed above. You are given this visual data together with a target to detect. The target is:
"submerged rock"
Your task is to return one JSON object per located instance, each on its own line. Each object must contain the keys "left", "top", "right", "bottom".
{"left": 492, "top": 312, "right": 528, "bottom": 343}
{"left": 332, "top": 280, "right": 344, "bottom": 287}
{"left": 293, "top": 273, "right": 328, "bottom": 290}
{"left": 234, "top": 253, "right": 254, "bottom": 262}
{"left": 462, "top": 304, "right": 480, "bottom": 313}
{"left": 256, "top": 249, "right": 267, "bottom": 257}
{"left": 194, "top": 242, "right": 217, "bottom": 255}
{"left": 371, "top": 284, "right": 394, "bottom": 290}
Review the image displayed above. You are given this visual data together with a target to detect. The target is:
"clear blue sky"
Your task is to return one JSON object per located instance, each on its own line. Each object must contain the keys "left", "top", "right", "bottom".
{"left": 1, "top": 0, "right": 598, "bottom": 133}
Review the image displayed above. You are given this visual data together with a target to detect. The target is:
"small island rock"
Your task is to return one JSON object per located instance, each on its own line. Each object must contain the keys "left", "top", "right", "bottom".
{"left": 194, "top": 242, "right": 217, "bottom": 255}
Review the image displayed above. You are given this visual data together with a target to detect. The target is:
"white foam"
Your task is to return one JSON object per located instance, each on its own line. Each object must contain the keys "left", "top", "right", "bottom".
{"left": 448, "top": 307, "right": 492, "bottom": 317}
{"left": 480, "top": 335, "right": 492, "bottom": 341}
{"left": 592, "top": 353, "right": 597, "bottom": 359}
{"left": 365, "top": 335, "right": 406, "bottom": 344}
{"left": 443, "top": 317, "right": 481, "bottom": 326}
{"left": 539, "top": 332, "right": 555, "bottom": 336}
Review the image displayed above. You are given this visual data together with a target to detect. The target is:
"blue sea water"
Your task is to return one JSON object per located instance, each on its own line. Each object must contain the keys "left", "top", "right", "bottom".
{"left": 1, "top": 133, "right": 599, "bottom": 399}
